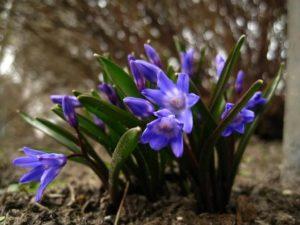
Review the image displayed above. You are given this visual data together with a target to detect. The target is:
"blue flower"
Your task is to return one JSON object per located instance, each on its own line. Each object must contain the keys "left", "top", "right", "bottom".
{"left": 132, "top": 59, "right": 162, "bottom": 83}
{"left": 50, "top": 95, "right": 81, "bottom": 107}
{"left": 246, "top": 91, "right": 267, "bottom": 110}
{"left": 221, "top": 103, "right": 255, "bottom": 137}
{"left": 141, "top": 109, "right": 184, "bottom": 157}
{"left": 235, "top": 70, "right": 245, "bottom": 94}
{"left": 144, "top": 43, "right": 163, "bottom": 68}
{"left": 98, "top": 83, "right": 120, "bottom": 106}
{"left": 180, "top": 48, "right": 195, "bottom": 76}
{"left": 128, "top": 55, "right": 146, "bottom": 91}
{"left": 142, "top": 72, "right": 199, "bottom": 133}
{"left": 123, "top": 97, "right": 154, "bottom": 117}
{"left": 13, "top": 147, "right": 67, "bottom": 202}
{"left": 62, "top": 96, "right": 78, "bottom": 128}
{"left": 50, "top": 95, "right": 80, "bottom": 127}
{"left": 215, "top": 54, "right": 225, "bottom": 77}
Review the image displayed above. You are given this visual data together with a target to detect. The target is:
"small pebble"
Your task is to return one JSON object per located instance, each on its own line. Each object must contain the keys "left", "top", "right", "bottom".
{"left": 176, "top": 216, "right": 183, "bottom": 221}
{"left": 282, "top": 189, "right": 293, "bottom": 196}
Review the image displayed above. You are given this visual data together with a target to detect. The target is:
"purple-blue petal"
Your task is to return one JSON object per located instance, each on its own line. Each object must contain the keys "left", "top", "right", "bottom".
{"left": 123, "top": 97, "right": 154, "bottom": 117}
{"left": 149, "top": 135, "right": 168, "bottom": 150}
{"left": 187, "top": 93, "right": 199, "bottom": 107}
{"left": 134, "top": 60, "right": 161, "bottom": 83}
{"left": 180, "top": 48, "right": 195, "bottom": 76}
{"left": 153, "top": 109, "right": 173, "bottom": 118}
{"left": 178, "top": 109, "right": 193, "bottom": 133}
{"left": 13, "top": 157, "right": 41, "bottom": 168}
{"left": 176, "top": 73, "right": 189, "bottom": 93}
{"left": 144, "top": 43, "right": 162, "bottom": 68}
{"left": 98, "top": 83, "right": 119, "bottom": 105}
{"left": 50, "top": 95, "right": 81, "bottom": 107}
{"left": 141, "top": 88, "right": 165, "bottom": 106}
{"left": 157, "top": 71, "right": 176, "bottom": 92}
{"left": 222, "top": 127, "right": 233, "bottom": 137}
{"left": 235, "top": 70, "right": 245, "bottom": 94}
{"left": 234, "top": 123, "right": 245, "bottom": 134}
{"left": 170, "top": 134, "right": 183, "bottom": 157}
{"left": 62, "top": 96, "right": 78, "bottom": 128}
{"left": 23, "top": 147, "right": 44, "bottom": 156}
{"left": 129, "top": 60, "right": 146, "bottom": 91}
{"left": 215, "top": 54, "right": 225, "bottom": 77}
{"left": 19, "top": 166, "right": 44, "bottom": 183}
{"left": 35, "top": 167, "right": 60, "bottom": 202}
{"left": 140, "top": 127, "right": 154, "bottom": 144}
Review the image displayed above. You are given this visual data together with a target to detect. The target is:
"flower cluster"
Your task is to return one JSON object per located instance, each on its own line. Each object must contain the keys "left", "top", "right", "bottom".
{"left": 125, "top": 44, "right": 199, "bottom": 157}
{"left": 12, "top": 36, "right": 277, "bottom": 212}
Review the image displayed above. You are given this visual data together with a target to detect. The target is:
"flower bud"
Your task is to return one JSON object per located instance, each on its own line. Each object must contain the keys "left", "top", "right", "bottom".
{"left": 129, "top": 60, "right": 146, "bottom": 91}
{"left": 215, "top": 54, "right": 225, "bottom": 77}
{"left": 144, "top": 43, "right": 163, "bottom": 68}
{"left": 62, "top": 96, "right": 78, "bottom": 128}
{"left": 235, "top": 70, "right": 245, "bottom": 94}
{"left": 123, "top": 97, "right": 154, "bottom": 117}
{"left": 98, "top": 83, "right": 119, "bottom": 106}
{"left": 134, "top": 59, "right": 161, "bottom": 83}
{"left": 180, "top": 48, "right": 195, "bottom": 76}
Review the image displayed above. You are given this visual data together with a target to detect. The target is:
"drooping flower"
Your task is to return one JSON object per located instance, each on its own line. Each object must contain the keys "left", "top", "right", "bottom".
{"left": 215, "top": 54, "right": 226, "bottom": 77}
{"left": 50, "top": 95, "right": 81, "bottom": 107}
{"left": 128, "top": 55, "right": 146, "bottom": 91}
{"left": 13, "top": 147, "right": 67, "bottom": 202}
{"left": 98, "top": 83, "right": 120, "bottom": 106}
{"left": 51, "top": 95, "right": 79, "bottom": 127}
{"left": 235, "top": 70, "right": 245, "bottom": 94}
{"left": 246, "top": 91, "right": 267, "bottom": 110}
{"left": 142, "top": 72, "right": 199, "bottom": 133}
{"left": 144, "top": 43, "right": 163, "bottom": 68}
{"left": 123, "top": 97, "right": 154, "bottom": 117}
{"left": 221, "top": 103, "right": 255, "bottom": 137}
{"left": 62, "top": 96, "right": 78, "bottom": 127}
{"left": 180, "top": 48, "right": 195, "bottom": 76}
{"left": 141, "top": 109, "right": 184, "bottom": 157}
{"left": 132, "top": 59, "right": 161, "bottom": 83}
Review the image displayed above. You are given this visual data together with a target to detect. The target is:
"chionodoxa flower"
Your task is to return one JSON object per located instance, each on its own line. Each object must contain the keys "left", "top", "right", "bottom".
{"left": 13, "top": 147, "right": 67, "bottom": 201}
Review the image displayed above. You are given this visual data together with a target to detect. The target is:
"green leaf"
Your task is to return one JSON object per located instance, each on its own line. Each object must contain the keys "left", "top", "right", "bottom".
{"left": 173, "top": 35, "right": 186, "bottom": 53}
{"left": 95, "top": 55, "right": 140, "bottom": 97}
{"left": 20, "top": 112, "right": 80, "bottom": 153}
{"left": 109, "top": 127, "right": 141, "bottom": 202}
{"left": 52, "top": 105, "right": 113, "bottom": 151}
{"left": 78, "top": 95, "right": 141, "bottom": 128}
{"left": 210, "top": 35, "right": 246, "bottom": 117}
{"left": 232, "top": 64, "right": 284, "bottom": 179}
{"left": 200, "top": 79, "right": 263, "bottom": 166}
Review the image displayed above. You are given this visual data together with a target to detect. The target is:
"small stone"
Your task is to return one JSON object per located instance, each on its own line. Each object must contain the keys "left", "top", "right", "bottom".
{"left": 176, "top": 216, "right": 183, "bottom": 221}
{"left": 282, "top": 189, "right": 293, "bottom": 195}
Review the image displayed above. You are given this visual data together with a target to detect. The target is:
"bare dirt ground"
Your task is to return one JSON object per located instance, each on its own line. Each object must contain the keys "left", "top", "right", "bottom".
{"left": 0, "top": 138, "right": 299, "bottom": 225}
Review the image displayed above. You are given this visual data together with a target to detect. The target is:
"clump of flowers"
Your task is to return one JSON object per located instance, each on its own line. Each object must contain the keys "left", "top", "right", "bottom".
{"left": 14, "top": 35, "right": 283, "bottom": 213}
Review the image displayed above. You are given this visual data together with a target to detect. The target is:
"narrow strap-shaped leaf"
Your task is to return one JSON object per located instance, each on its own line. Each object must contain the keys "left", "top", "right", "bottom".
{"left": 78, "top": 95, "right": 142, "bottom": 128}
{"left": 95, "top": 55, "right": 141, "bottom": 97}
{"left": 109, "top": 127, "right": 141, "bottom": 202}
{"left": 200, "top": 79, "right": 263, "bottom": 166}
{"left": 210, "top": 35, "right": 246, "bottom": 116}
{"left": 232, "top": 64, "right": 284, "bottom": 179}
{"left": 52, "top": 105, "right": 113, "bottom": 151}
{"left": 173, "top": 35, "right": 186, "bottom": 53}
{"left": 20, "top": 112, "right": 80, "bottom": 153}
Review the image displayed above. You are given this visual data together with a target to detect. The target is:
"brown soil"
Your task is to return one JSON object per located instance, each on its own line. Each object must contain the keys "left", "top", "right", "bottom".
{"left": 1, "top": 139, "right": 300, "bottom": 225}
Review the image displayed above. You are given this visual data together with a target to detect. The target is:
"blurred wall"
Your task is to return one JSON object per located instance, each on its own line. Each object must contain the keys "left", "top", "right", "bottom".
{"left": 0, "top": 0, "right": 286, "bottom": 156}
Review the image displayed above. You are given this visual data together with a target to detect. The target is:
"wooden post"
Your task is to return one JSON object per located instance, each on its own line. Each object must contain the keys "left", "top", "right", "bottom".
{"left": 282, "top": 0, "right": 300, "bottom": 190}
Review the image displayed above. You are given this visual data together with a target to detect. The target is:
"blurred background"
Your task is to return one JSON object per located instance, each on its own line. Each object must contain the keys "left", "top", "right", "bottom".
{"left": 0, "top": 0, "right": 286, "bottom": 158}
